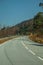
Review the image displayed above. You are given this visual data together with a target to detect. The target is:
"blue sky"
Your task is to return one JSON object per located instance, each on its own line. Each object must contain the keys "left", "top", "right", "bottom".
{"left": 0, "top": 0, "right": 43, "bottom": 26}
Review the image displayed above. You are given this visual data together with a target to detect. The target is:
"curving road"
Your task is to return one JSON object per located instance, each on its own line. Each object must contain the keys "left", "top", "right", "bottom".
{"left": 0, "top": 36, "right": 43, "bottom": 65}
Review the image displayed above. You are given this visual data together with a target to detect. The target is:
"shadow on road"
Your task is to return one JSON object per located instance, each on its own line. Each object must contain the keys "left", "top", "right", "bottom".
{"left": 30, "top": 43, "right": 43, "bottom": 46}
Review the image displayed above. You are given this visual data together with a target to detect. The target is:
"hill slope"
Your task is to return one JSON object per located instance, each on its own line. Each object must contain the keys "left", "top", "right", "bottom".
{"left": 0, "top": 12, "right": 43, "bottom": 39}
{"left": 29, "top": 12, "right": 43, "bottom": 43}
{"left": 0, "top": 19, "right": 33, "bottom": 37}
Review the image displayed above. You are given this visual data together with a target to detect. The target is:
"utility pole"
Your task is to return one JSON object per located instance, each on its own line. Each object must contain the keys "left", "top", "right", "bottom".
{"left": 0, "top": 24, "right": 2, "bottom": 30}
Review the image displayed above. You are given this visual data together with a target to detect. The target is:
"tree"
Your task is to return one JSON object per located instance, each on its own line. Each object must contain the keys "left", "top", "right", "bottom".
{"left": 39, "top": 2, "right": 43, "bottom": 10}
{"left": 39, "top": 3, "right": 43, "bottom": 7}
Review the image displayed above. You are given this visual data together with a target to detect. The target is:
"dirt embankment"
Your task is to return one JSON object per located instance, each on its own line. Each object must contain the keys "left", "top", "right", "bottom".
{"left": 29, "top": 33, "right": 43, "bottom": 44}
{"left": 0, "top": 38, "right": 12, "bottom": 44}
{"left": 0, "top": 36, "right": 17, "bottom": 44}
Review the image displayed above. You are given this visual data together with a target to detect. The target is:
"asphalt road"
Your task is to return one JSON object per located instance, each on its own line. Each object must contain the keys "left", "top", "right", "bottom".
{"left": 0, "top": 36, "right": 43, "bottom": 65}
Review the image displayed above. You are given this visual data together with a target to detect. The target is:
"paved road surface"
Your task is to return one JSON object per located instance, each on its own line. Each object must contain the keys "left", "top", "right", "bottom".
{"left": 0, "top": 36, "right": 43, "bottom": 65}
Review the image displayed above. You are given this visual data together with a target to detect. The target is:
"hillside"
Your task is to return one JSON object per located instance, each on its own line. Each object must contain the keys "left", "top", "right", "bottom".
{"left": 0, "top": 12, "right": 43, "bottom": 43}
{"left": 29, "top": 12, "right": 43, "bottom": 43}
{"left": 0, "top": 19, "right": 33, "bottom": 38}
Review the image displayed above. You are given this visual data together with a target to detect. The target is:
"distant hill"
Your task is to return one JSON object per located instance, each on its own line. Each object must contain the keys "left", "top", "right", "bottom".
{"left": 0, "top": 12, "right": 43, "bottom": 38}
{"left": 0, "top": 19, "right": 33, "bottom": 37}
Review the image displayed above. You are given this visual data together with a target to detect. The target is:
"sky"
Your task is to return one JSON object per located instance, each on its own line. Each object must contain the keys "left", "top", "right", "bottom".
{"left": 0, "top": 0, "right": 43, "bottom": 27}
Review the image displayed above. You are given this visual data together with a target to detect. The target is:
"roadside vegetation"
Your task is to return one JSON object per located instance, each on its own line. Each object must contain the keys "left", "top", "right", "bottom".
{"left": 0, "top": 37, "right": 12, "bottom": 44}
{"left": 0, "top": 12, "right": 43, "bottom": 44}
{"left": 0, "top": 36, "right": 17, "bottom": 44}
{"left": 29, "top": 12, "right": 43, "bottom": 44}
{"left": 29, "top": 3, "right": 43, "bottom": 44}
{"left": 0, "top": 3, "right": 43, "bottom": 44}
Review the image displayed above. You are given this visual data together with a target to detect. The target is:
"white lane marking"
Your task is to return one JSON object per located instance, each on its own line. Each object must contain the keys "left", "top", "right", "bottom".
{"left": 37, "top": 56, "right": 43, "bottom": 61}
{"left": 22, "top": 42, "right": 26, "bottom": 47}
{"left": 22, "top": 41, "right": 35, "bottom": 55}
{"left": 22, "top": 42, "right": 28, "bottom": 50}
{"left": 21, "top": 41, "right": 43, "bottom": 61}
{"left": 25, "top": 46, "right": 28, "bottom": 50}
{"left": 29, "top": 49, "right": 36, "bottom": 55}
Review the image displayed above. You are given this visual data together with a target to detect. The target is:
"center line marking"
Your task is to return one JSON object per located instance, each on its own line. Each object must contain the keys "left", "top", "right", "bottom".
{"left": 21, "top": 41, "right": 43, "bottom": 61}
{"left": 37, "top": 56, "right": 43, "bottom": 61}
{"left": 25, "top": 46, "right": 28, "bottom": 50}
{"left": 22, "top": 42, "right": 28, "bottom": 50}
{"left": 22, "top": 41, "right": 35, "bottom": 55}
{"left": 29, "top": 49, "right": 36, "bottom": 55}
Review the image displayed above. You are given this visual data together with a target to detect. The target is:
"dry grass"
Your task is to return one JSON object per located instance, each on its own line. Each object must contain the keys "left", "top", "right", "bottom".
{"left": 0, "top": 38, "right": 13, "bottom": 44}
{"left": 29, "top": 33, "right": 43, "bottom": 44}
{"left": 0, "top": 36, "right": 17, "bottom": 44}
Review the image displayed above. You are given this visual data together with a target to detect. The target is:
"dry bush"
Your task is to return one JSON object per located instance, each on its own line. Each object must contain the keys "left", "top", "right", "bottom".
{"left": 29, "top": 33, "right": 43, "bottom": 44}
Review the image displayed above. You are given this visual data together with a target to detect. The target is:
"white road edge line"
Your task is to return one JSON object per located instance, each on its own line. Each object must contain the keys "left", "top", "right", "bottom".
{"left": 37, "top": 56, "right": 43, "bottom": 61}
